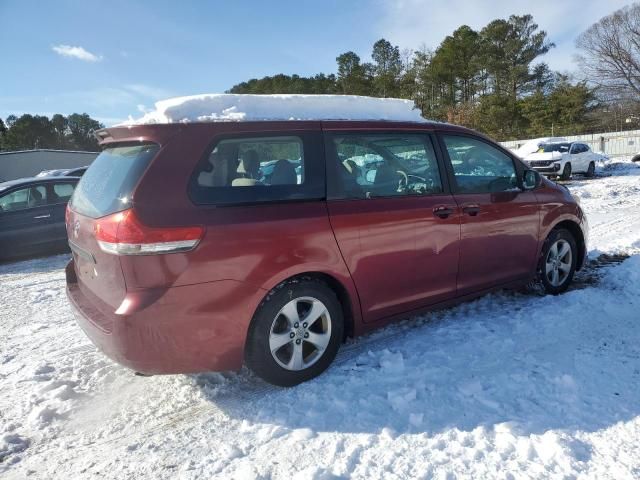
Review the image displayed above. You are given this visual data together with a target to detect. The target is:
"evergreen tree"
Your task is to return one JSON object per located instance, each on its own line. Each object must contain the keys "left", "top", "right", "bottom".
{"left": 411, "top": 47, "right": 444, "bottom": 119}
{"left": 0, "top": 113, "right": 103, "bottom": 152}
{"left": 228, "top": 73, "right": 338, "bottom": 94}
{"left": 336, "top": 51, "right": 370, "bottom": 95}
{"left": 51, "top": 114, "right": 68, "bottom": 149}
{"left": 1, "top": 114, "right": 56, "bottom": 150}
{"left": 0, "top": 118, "right": 6, "bottom": 149}
{"left": 66, "top": 113, "right": 104, "bottom": 151}
{"left": 225, "top": 13, "right": 599, "bottom": 140}
{"left": 432, "top": 26, "right": 481, "bottom": 105}
{"left": 474, "top": 93, "right": 523, "bottom": 139}
{"left": 480, "top": 15, "right": 554, "bottom": 99}
{"left": 520, "top": 75, "right": 597, "bottom": 137}
{"left": 5, "top": 115, "right": 18, "bottom": 129}
{"left": 371, "top": 39, "right": 402, "bottom": 97}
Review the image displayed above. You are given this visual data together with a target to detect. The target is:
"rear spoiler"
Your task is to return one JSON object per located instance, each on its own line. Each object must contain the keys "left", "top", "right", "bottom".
{"left": 92, "top": 125, "right": 183, "bottom": 147}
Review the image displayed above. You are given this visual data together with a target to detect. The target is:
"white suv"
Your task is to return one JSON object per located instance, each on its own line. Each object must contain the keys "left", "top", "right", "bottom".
{"left": 523, "top": 141, "right": 601, "bottom": 180}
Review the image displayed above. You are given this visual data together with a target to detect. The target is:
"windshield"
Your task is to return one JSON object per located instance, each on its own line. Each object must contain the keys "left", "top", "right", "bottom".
{"left": 541, "top": 143, "right": 571, "bottom": 153}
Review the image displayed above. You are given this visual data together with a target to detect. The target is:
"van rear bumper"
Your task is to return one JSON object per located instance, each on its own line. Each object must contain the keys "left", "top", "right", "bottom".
{"left": 65, "top": 260, "right": 265, "bottom": 374}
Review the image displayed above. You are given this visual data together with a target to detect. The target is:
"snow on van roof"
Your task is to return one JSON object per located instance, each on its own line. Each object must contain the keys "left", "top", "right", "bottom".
{"left": 119, "top": 94, "right": 427, "bottom": 125}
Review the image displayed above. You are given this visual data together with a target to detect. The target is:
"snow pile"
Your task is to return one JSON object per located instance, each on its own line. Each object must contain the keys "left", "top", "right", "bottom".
{"left": 600, "top": 155, "right": 640, "bottom": 174}
{"left": 120, "top": 94, "right": 426, "bottom": 125}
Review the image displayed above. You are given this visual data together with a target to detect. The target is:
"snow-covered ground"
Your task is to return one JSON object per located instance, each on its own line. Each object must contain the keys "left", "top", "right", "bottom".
{"left": 1, "top": 162, "right": 640, "bottom": 480}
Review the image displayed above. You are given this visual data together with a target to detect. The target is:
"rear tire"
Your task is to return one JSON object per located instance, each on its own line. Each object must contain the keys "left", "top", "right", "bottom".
{"left": 539, "top": 228, "right": 577, "bottom": 295}
{"left": 560, "top": 163, "right": 572, "bottom": 181}
{"left": 245, "top": 278, "right": 344, "bottom": 387}
{"left": 586, "top": 161, "right": 595, "bottom": 177}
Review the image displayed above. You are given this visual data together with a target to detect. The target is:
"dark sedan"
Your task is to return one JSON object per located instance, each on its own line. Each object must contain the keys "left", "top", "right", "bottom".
{"left": 0, "top": 177, "right": 79, "bottom": 261}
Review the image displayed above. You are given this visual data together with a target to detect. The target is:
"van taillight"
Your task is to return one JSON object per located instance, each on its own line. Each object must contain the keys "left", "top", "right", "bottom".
{"left": 65, "top": 204, "right": 71, "bottom": 226}
{"left": 94, "top": 209, "right": 203, "bottom": 255}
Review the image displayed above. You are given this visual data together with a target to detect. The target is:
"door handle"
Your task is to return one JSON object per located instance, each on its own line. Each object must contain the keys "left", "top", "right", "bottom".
{"left": 433, "top": 205, "right": 455, "bottom": 219}
{"left": 33, "top": 214, "right": 51, "bottom": 219}
{"left": 462, "top": 205, "right": 480, "bottom": 216}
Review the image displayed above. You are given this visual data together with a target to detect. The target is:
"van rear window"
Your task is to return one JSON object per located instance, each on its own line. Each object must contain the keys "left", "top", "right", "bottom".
{"left": 70, "top": 144, "right": 158, "bottom": 218}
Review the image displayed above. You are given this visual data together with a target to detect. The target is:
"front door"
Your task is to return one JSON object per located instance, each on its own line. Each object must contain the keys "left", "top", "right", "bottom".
{"left": 439, "top": 134, "right": 540, "bottom": 295}
{"left": 325, "top": 131, "right": 460, "bottom": 323}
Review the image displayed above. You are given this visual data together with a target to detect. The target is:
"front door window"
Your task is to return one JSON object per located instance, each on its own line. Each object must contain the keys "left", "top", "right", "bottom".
{"left": 441, "top": 135, "right": 518, "bottom": 194}
{"left": 330, "top": 133, "right": 443, "bottom": 199}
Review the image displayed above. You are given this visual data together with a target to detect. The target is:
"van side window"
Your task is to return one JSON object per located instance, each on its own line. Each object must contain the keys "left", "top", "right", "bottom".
{"left": 329, "top": 134, "right": 443, "bottom": 199}
{"left": 442, "top": 135, "right": 518, "bottom": 194}
{"left": 196, "top": 136, "right": 303, "bottom": 188}
{"left": 189, "top": 134, "right": 324, "bottom": 205}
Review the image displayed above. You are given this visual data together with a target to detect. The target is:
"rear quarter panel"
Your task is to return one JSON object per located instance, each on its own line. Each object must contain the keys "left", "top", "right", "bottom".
{"left": 117, "top": 123, "right": 363, "bottom": 333}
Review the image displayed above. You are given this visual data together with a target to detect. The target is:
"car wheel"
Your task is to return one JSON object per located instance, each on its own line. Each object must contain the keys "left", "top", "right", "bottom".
{"left": 245, "top": 278, "right": 344, "bottom": 386}
{"left": 539, "top": 228, "right": 577, "bottom": 295}
{"left": 586, "top": 161, "right": 596, "bottom": 177}
{"left": 560, "top": 163, "right": 572, "bottom": 181}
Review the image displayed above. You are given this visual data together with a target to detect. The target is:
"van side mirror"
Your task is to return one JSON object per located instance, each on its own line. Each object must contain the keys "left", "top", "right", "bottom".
{"left": 523, "top": 170, "right": 539, "bottom": 190}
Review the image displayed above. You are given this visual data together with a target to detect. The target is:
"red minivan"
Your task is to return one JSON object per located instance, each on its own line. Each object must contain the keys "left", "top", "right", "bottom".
{"left": 65, "top": 119, "right": 588, "bottom": 386}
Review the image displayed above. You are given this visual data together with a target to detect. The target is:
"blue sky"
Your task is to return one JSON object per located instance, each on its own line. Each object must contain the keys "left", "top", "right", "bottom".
{"left": 0, "top": 0, "right": 631, "bottom": 126}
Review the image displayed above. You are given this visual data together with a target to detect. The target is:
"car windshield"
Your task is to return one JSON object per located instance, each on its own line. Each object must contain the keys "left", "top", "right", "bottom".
{"left": 541, "top": 143, "right": 571, "bottom": 153}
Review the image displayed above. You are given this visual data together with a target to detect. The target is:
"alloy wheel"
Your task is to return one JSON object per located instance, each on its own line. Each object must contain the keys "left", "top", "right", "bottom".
{"left": 268, "top": 296, "right": 332, "bottom": 371}
{"left": 545, "top": 239, "right": 573, "bottom": 287}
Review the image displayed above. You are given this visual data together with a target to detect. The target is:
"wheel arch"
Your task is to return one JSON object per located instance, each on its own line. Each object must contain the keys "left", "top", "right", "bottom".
{"left": 548, "top": 219, "right": 586, "bottom": 271}
{"left": 299, "top": 272, "right": 355, "bottom": 339}
{"left": 249, "top": 271, "right": 357, "bottom": 345}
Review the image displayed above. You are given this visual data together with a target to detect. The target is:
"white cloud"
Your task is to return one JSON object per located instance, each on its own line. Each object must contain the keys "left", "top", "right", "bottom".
{"left": 376, "top": 0, "right": 631, "bottom": 72}
{"left": 52, "top": 44, "right": 102, "bottom": 62}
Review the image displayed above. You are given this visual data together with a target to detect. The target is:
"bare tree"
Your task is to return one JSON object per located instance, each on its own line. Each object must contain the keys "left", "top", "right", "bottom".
{"left": 576, "top": 3, "right": 640, "bottom": 100}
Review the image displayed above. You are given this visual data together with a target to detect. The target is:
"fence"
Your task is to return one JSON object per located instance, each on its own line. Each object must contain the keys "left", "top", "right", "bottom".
{"left": 500, "top": 129, "right": 640, "bottom": 158}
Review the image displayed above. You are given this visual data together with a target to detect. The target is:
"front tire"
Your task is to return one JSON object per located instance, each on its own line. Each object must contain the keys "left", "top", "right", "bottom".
{"left": 586, "top": 161, "right": 596, "bottom": 177}
{"left": 539, "top": 229, "right": 577, "bottom": 295}
{"left": 245, "top": 278, "right": 344, "bottom": 387}
{"left": 560, "top": 163, "right": 572, "bottom": 181}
